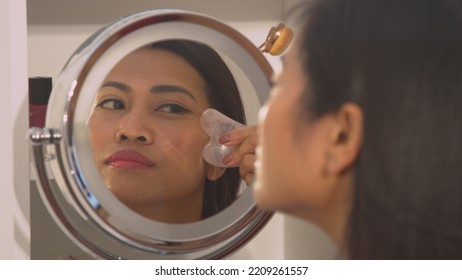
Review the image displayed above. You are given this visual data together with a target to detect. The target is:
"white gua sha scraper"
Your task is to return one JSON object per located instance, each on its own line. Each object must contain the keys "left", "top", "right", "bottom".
{"left": 201, "top": 108, "right": 245, "bottom": 168}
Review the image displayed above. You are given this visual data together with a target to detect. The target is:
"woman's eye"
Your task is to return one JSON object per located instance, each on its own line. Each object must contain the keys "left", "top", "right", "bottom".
{"left": 270, "top": 72, "right": 280, "bottom": 88}
{"left": 157, "top": 104, "right": 190, "bottom": 114}
{"left": 96, "top": 99, "right": 125, "bottom": 110}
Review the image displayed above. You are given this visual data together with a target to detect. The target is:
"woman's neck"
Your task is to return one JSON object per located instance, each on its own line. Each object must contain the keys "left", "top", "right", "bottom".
{"left": 289, "top": 174, "right": 353, "bottom": 258}
{"left": 123, "top": 194, "right": 204, "bottom": 224}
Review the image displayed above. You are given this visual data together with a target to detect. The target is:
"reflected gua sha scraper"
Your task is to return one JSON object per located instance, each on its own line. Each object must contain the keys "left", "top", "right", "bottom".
{"left": 201, "top": 108, "right": 244, "bottom": 168}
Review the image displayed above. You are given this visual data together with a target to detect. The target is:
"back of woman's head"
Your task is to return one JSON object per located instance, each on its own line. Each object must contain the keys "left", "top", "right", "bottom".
{"left": 150, "top": 40, "right": 245, "bottom": 219}
{"left": 299, "top": 0, "right": 462, "bottom": 258}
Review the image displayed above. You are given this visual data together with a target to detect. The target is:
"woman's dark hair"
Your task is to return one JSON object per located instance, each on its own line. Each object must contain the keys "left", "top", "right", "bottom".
{"left": 299, "top": 0, "right": 462, "bottom": 258}
{"left": 149, "top": 39, "right": 246, "bottom": 219}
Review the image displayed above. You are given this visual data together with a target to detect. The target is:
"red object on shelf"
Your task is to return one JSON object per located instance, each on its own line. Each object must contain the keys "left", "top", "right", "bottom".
{"left": 29, "top": 77, "right": 52, "bottom": 128}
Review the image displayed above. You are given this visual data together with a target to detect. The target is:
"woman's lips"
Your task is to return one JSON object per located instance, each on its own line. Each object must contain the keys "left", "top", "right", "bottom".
{"left": 105, "top": 150, "right": 156, "bottom": 169}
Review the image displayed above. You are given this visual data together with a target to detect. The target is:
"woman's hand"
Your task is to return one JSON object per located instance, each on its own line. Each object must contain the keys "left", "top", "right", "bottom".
{"left": 219, "top": 125, "right": 258, "bottom": 185}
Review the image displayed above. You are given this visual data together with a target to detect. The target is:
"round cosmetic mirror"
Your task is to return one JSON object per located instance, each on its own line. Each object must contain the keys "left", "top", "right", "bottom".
{"left": 29, "top": 9, "right": 273, "bottom": 259}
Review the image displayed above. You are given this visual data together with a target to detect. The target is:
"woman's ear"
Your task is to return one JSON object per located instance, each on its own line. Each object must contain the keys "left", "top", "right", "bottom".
{"left": 206, "top": 165, "right": 227, "bottom": 181}
{"left": 326, "top": 103, "right": 363, "bottom": 175}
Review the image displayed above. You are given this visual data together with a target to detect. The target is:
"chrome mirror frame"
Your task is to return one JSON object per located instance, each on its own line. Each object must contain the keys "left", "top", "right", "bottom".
{"left": 29, "top": 9, "right": 273, "bottom": 259}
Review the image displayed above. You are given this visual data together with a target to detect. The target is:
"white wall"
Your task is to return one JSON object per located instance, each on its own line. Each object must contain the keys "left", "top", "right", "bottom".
{"left": 27, "top": 0, "right": 289, "bottom": 79}
{"left": 0, "top": 0, "right": 30, "bottom": 260}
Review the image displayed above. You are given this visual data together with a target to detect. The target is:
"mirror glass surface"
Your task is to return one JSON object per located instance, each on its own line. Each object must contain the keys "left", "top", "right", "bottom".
{"left": 87, "top": 40, "right": 255, "bottom": 224}
{"left": 35, "top": 9, "right": 272, "bottom": 259}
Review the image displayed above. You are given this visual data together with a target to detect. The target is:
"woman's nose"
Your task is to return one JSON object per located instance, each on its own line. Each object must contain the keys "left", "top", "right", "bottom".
{"left": 115, "top": 113, "right": 154, "bottom": 144}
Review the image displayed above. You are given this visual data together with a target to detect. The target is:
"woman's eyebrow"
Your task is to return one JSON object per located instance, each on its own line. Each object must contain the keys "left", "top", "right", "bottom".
{"left": 99, "top": 82, "right": 197, "bottom": 103}
{"left": 100, "top": 81, "right": 132, "bottom": 93}
{"left": 150, "top": 84, "right": 197, "bottom": 102}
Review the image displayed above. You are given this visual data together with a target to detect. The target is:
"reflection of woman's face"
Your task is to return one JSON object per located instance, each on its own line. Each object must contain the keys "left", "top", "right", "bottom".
{"left": 88, "top": 47, "right": 224, "bottom": 223}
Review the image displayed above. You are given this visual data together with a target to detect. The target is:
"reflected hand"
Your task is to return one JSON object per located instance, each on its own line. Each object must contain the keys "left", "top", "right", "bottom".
{"left": 219, "top": 125, "right": 258, "bottom": 185}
